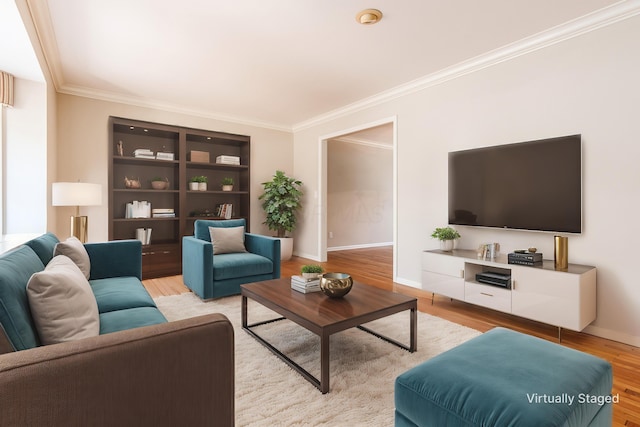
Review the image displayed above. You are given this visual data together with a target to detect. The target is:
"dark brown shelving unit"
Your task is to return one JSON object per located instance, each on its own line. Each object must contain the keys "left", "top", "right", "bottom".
{"left": 108, "top": 117, "right": 251, "bottom": 279}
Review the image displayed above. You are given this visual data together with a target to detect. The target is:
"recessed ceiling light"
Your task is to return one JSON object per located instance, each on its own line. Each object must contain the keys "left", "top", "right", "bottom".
{"left": 356, "top": 9, "right": 382, "bottom": 25}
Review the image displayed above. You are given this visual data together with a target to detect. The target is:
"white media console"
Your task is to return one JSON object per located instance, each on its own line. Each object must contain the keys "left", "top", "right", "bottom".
{"left": 422, "top": 249, "right": 596, "bottom": 340}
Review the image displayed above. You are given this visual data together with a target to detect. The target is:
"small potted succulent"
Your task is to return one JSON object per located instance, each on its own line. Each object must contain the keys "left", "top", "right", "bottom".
{"left": 431, "top": 226, "right": 461, "bottom": 251}
{"left": 190, "top": 176, "right": 208, "bottom": 191}
{"left": 221, "top": 177, "right": 234, "bottom": 191}
{"left": 301, "top": 264, "right": 323, "bottom": 279}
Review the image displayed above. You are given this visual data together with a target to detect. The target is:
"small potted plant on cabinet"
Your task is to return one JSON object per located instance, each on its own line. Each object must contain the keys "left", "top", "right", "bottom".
{"left": 301, "top": 264, "right": 323, "bottom": 279}
{"left": 431, "top": 226, "right": 461, "bottom": 251}
{"left": 221, "top": 177, "right": 234, "bottom": 192}
{"left": 190, "top": 176, "right": 208, "bottom": 191}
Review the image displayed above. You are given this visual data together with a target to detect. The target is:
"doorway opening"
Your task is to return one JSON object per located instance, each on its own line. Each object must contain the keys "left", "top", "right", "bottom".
{"left": 318, "top": 116, "right": 397, "bottom": 279}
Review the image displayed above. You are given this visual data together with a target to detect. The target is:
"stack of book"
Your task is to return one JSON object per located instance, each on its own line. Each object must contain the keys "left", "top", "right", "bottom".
{"left": 155, "top": 152, "right": 174, "bottom": 161}
{"left": 216, "top": 155, "right": 240, "bottom": 165}
{"left": 291, "top": 275, "right": 321, "bottom": 293}
{"left": 152, "top": 208, "right": 175, "bottom": 218}
{"left": 126, "top": 200, "right": 151, "bottom": 218}
{"left": 134, "top": 148, "right": 155, "bottom": 159}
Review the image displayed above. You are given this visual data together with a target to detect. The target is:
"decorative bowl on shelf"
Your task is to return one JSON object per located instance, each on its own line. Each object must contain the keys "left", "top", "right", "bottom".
{"left": 151, "top": 178, "right": 169, "bottom": 190}
{"left": 319, "top": 273, "right": 353, "bottom": 298}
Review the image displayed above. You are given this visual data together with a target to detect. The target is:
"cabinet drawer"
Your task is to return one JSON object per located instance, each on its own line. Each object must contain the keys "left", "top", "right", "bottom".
{"left": 142, "top": 244, "right": 181, "bottom": 279}
{"left": 422, "top": 271, "right": 464, "bottom": 300}
{"left": 422, "top": 252, "right": 465, "bottom": 278}
{"left": 465, "top": 282, "right": 511, "bottom": 313}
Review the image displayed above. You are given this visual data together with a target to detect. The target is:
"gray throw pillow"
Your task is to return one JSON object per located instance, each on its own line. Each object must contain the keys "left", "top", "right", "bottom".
{"left": 54, "top": 236, "right": 91, "bottom": 279}
{"left": 26, "top": 255, "right": 100, "bottom": 345}
{"left": 208, "top": 226, "right": 247, "bottom": 255}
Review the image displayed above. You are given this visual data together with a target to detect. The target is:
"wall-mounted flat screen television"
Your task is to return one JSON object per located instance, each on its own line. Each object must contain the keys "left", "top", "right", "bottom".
{"left": 448, "top": 134, "right": 582, "bottom": 233}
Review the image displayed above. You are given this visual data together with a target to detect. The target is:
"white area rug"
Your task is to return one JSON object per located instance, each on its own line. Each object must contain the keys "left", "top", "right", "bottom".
{"left": 155, "top": 292, "right": 481, "bottom": 426}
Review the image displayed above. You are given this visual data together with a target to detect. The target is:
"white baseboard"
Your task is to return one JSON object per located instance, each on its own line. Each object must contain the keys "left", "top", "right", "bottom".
{"left": 291, "top": 251, "right": 322, "bottom": 262}
{"left": 393, "top": 276, "right": 421, "bottom": 289}
{"left": 582, "top": 324, "right": 640, "bottom": 347}
{"left": 327, "top": 242, "right": 393, "bottom": 252}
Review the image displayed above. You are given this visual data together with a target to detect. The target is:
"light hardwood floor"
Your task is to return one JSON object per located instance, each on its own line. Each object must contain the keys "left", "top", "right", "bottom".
{"left": 143, "top": 246, "right": 640, "bottom": 427}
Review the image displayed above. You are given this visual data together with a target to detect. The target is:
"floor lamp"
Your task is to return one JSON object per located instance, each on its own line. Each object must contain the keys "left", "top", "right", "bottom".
{"left": 52, "top": 182, "right": 102, "bottom": 243}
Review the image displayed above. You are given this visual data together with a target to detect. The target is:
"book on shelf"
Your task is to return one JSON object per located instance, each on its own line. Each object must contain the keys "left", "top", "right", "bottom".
{"left": 126, "top": 200, "right": 151, "bottom": 218}
{"left": 216, "top": 203, "right": 233, "bottom": 219}
{"left": 133, "top": 148, "right": 155, "bottom": 159}
{"left": 152, "top": 208, "right": 175, "bottom": 218}
{"left": 155, "top": 152, "right": 175, "bottom": 161}
{"left": 215, "top": 155, "right": 240, "bottom": 165}
{"left": 135, "top": 227, "right": 152, "bottom": 245}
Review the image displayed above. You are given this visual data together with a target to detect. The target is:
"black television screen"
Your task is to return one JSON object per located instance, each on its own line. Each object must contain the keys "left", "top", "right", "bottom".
{"left": 448, "top": 135, "right": 582, "bottom": 233}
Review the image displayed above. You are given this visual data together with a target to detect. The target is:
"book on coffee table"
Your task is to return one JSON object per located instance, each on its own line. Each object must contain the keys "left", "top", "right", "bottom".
{"left": 291, "top": 276, "right": 321, "bottom": 293}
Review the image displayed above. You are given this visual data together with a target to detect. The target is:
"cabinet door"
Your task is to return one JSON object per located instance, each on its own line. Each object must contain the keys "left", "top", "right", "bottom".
{"left": 422, "top": 252, "right": 465, "bottom": 300}
{"left": 511, "top": 266, "right": 596, "bottom": 331}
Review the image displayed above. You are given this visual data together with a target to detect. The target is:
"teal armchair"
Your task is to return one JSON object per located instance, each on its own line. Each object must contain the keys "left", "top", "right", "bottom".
{"left": 182, "top": 219, "right": 281, "bottom": 299}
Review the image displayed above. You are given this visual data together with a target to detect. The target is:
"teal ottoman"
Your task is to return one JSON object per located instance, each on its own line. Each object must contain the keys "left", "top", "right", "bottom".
{"left": 395, "top": 327, "right": 613, "bottom": 427}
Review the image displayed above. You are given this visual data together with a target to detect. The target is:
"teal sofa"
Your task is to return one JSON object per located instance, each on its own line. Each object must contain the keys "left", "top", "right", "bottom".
{"left": 0, "top": 233, "right": 235, "bottom": 426}
{"left": 182, "top": 219, "right": 281, "bottom": 299}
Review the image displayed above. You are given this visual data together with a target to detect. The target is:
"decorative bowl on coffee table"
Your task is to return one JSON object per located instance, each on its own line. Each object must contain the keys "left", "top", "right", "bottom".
{"left": 319, "top": 273, "right": 353, "bottom": 298}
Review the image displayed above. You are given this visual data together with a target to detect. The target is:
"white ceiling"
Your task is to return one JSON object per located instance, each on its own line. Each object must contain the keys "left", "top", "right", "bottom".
{"left": 4, "top": 0, "right": 631, "bottom": 129}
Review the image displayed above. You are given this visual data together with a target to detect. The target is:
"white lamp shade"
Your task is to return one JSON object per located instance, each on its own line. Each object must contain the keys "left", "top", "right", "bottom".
{"left": 52, "top": 182, "right": 102, "bottom": 206}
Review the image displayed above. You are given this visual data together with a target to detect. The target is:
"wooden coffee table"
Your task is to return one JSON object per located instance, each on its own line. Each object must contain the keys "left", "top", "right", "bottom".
{"left": 241, "top": 278, "right": 417, "bottom": 393}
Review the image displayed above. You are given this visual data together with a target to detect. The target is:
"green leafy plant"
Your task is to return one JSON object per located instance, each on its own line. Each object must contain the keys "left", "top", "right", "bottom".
{"left": 259, "top": 170, "right": 303, "bottom": 238}
{"left": 190, "top": 175, "right": 208, "bottom": 183}
{"left": 430, "top": 226, "right": 461, "bottom": 241}
{"left": 301, "top": 264, "right": 323, "bottom": 274}
{"left": 151, "top": 176, "right": 164, "bottom": 182}
{"left": 221, "top": 177, "right": 234, "bottom": 186}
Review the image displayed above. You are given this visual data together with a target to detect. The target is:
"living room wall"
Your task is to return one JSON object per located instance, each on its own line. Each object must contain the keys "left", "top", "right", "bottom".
{"left": 292, "top": 14, "right": 640, "bottom": 345}
{"left": 55, "top": 94, "right": 294, "bottom": 242}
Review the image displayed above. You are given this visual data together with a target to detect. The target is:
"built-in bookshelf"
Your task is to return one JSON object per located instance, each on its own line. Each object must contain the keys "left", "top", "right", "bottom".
{"left": 108, "top": 117, "right": 251, "bottom": 279}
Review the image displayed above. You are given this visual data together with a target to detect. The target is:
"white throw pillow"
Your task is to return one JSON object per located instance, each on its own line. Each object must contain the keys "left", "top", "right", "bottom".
{"left": 54, "top": 236, "right": 91, "bottom": 279}
{"left": 208, "top": 226, "right": 247, "bottom": 255}
{"left": 26, "top": 255, "right": 100, "bottom": 345}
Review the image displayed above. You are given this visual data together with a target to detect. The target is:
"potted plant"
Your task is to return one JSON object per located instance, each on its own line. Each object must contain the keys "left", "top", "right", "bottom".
{"left": 431, "top": 226, "right": 461, "bottom": 251}
{"left": 190, "top": 176, "right": 208, "bottom": 191}
{"left": 301, "top": 264, "right": 323, "bottom": 279}
{"left": 259, "top": 170, "right": 303, "bottom": 261}
{"left": 151, "top": 177, "right": 169, "bottom": 190}
{"left": 221, "top": 177, "right": 234, "bottom": 192}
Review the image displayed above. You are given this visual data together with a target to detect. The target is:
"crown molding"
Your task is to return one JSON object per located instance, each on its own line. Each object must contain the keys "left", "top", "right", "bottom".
{"left": 292, "top": 0, "right": 640, "bottom": 132}
{"left": 56, "top": 83, "right": 292, "bottom": 132}
{"left": 25, "top": 0, "right": 63, "bottom": 90}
